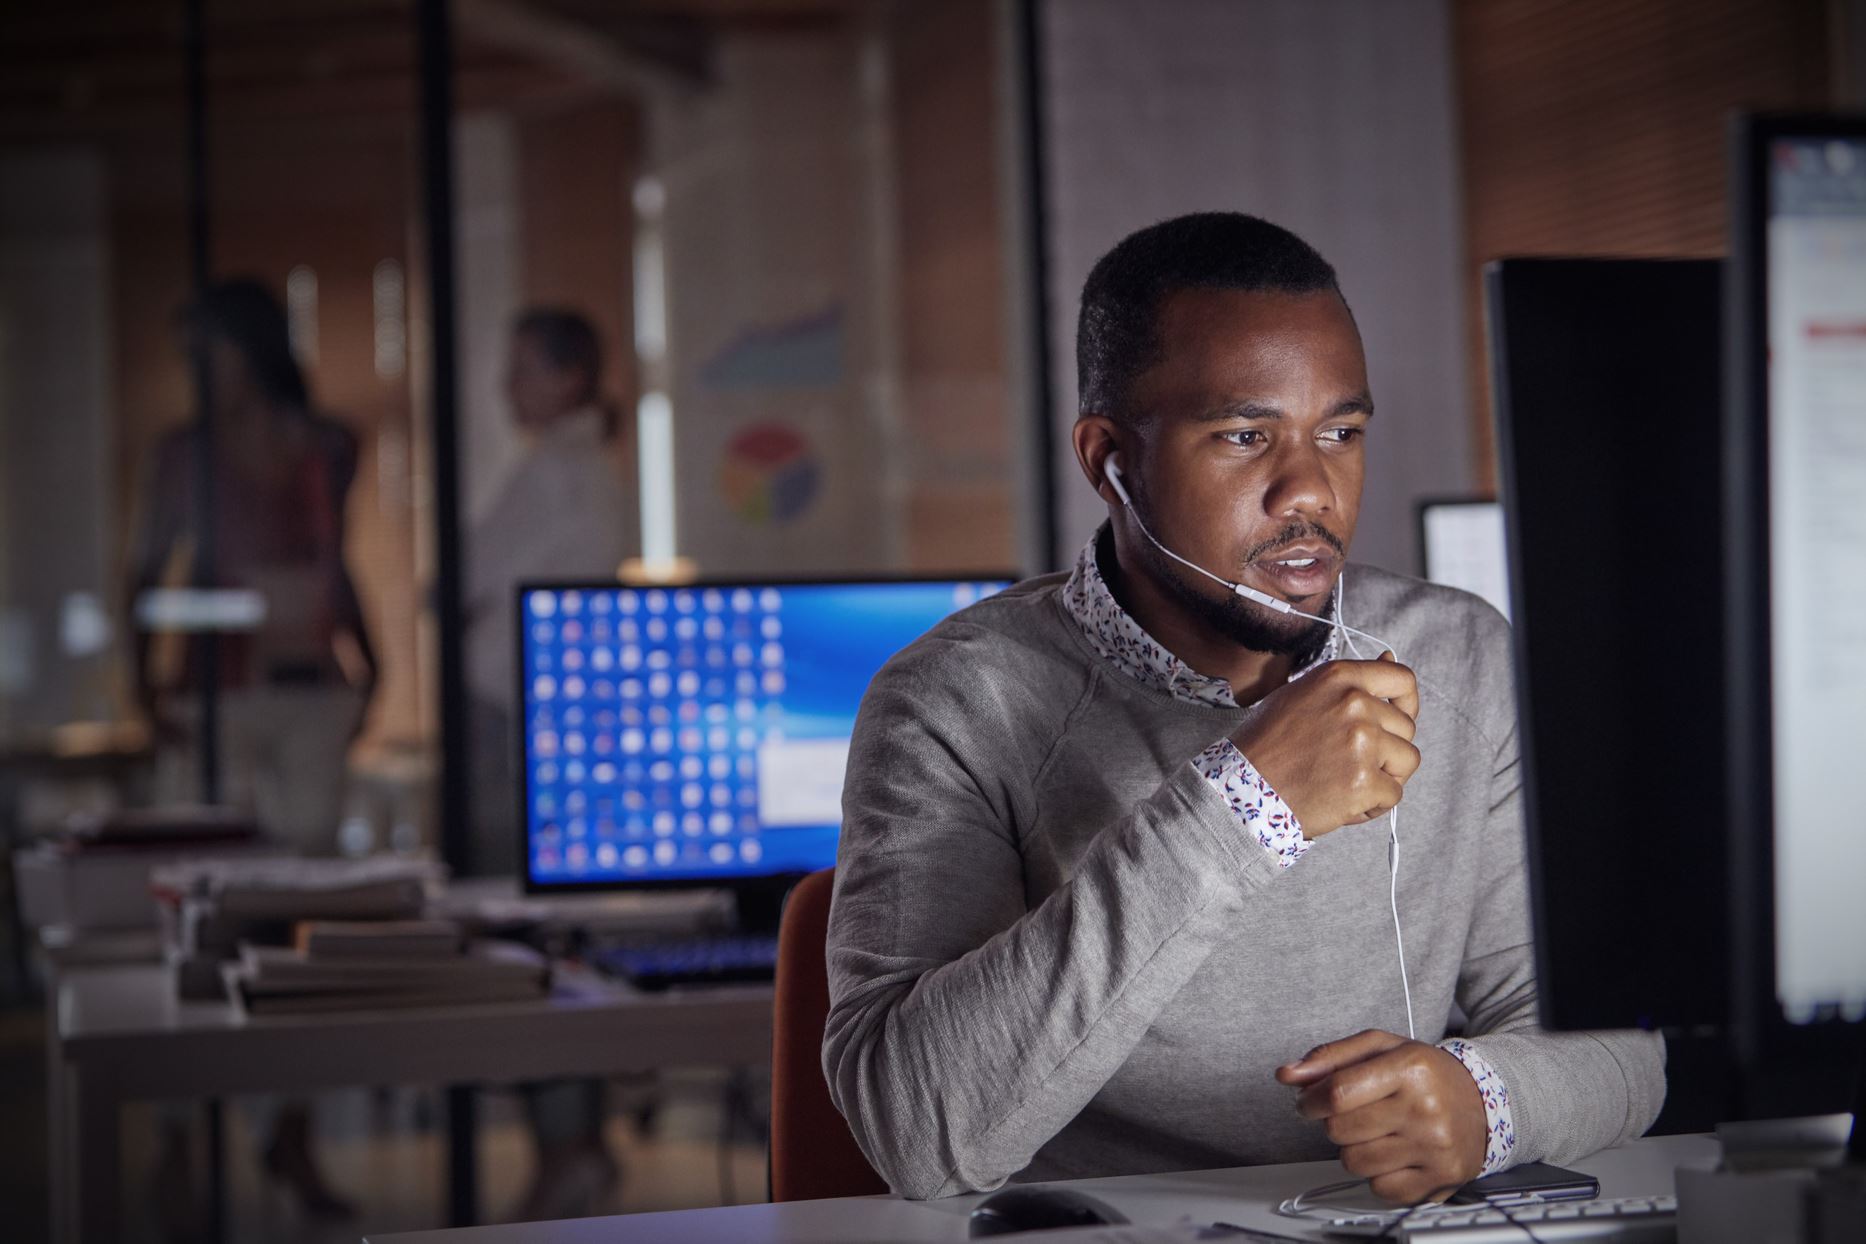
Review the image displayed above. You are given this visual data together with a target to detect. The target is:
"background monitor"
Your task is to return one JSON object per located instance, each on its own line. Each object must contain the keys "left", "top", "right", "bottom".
{"left": 1417, "top": 498, "right": 1510, "bottom": 620}
{"left": 1488, "top": 256, "right": 1729, "bottom": 1034}
{"left": 1726, "top": 113, "right": 1866, "bottom": 1062}
{"left": 516, "top": 576, "right": 1013, "bottom": 900}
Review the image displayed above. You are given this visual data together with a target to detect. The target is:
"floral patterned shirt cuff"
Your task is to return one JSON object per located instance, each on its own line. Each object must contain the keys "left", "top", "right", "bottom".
{"left": 1191, "top": 739, "right": 1308, "bottom": 869}
{"left": 1439, "top": 1038, "right": 1517, "bottom": 1177}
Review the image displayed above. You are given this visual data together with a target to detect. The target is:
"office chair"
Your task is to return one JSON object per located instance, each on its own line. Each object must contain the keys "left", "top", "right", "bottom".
{"left": 770, "top": 867, "right": 889, "bottom": 1201}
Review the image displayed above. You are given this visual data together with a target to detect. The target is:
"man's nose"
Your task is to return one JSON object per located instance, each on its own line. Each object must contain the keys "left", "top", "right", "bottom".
{"left": 1261, "top": 441, "right": 1337, "bottom": 519}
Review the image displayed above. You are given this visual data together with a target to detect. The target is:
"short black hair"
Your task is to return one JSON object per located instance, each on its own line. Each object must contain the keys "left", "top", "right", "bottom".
{"left": 182, "top": 278, "right": 309, "bottom": 409}
{"left": 514, "top": 306, "right": 603, "bottom": 400}
{"left": 1076, "top": 212, "right": 1342, "bottom": 417}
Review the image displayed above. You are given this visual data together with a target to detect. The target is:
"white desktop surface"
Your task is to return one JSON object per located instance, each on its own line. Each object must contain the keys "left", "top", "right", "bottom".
{"left": 364, "top": 1133, "right": 1718, "bottom": 1244}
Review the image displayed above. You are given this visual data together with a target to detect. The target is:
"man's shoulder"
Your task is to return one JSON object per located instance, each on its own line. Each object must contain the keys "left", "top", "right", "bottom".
{"left": 1341, "top": 564, "right": 1509, "bottom": 644}
{"left": 865, "top": 572, "right": 1091, "bottom": 715}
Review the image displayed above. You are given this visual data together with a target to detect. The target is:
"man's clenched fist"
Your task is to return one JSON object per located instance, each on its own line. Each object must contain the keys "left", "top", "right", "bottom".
{"left": 1230, "top": 654, "right": 1420, "bottom": 837}
{"left": 1276, "top": 1029, "right": 1489, "bottom": 1205}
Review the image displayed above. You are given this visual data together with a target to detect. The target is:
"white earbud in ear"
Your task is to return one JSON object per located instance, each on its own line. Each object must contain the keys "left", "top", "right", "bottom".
{"left": 1104, "top": 454, "right": 1133, "bottom": 507}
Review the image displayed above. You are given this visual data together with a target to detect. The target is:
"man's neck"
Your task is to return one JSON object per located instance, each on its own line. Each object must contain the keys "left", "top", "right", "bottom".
{"left": 1100, "top": 528, "right": 1293, "bottom": 706}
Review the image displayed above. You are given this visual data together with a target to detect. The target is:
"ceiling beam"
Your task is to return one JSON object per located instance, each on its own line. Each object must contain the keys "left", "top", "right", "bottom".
{"left": 447, "top": 0, "right": 705, "bottom": 103}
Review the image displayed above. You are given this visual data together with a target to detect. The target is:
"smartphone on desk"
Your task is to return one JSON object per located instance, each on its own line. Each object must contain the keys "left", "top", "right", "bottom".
{"left": 1450, "top": 1160, "right": 1599, "bottom": 1204}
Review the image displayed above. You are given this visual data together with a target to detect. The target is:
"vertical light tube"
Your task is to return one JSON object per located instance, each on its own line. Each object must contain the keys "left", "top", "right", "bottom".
{"left": 632, "top": 176, "right": 678, "bottom": 576}
{"left": 286, "top": 264, "right": 319, "bottom": 366}
{"left": 637, "top": 391, "right": 676, "bottom": 569}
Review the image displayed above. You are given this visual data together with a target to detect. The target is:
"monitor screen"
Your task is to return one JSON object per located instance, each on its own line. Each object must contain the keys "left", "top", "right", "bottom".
{"left": 518, "top": 577, "right": 1013, "bottom": 889}
{"left": 1489, "top": 257, "right": 1728, "bottom": 1033}
{"left": 1418, "top": 499, "right": 1510, "bottom": 621}
{"left": 1764, "top": 132, "right": 1866, "bottom": 1024}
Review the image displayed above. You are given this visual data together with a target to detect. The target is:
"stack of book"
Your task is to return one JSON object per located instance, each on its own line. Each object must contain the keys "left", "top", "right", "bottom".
{"left": 61, "top": 804, "right": 263, "bottom": 851}
{"left": 14, "top": 805, "right": 284, "bottom": 935}
{"left": 151, "top": 856, "right": 447, "bottom": 998}
{"left": 225, "top": 919, "right": 551, "bottom": 1015}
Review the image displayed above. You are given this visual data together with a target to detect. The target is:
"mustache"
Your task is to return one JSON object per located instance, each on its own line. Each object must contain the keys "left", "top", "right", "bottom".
{"left": 1242, "top": 521, "right": 1345, "bottom": 565}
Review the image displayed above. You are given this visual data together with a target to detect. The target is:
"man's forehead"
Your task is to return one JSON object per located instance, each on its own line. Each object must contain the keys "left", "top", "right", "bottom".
{"left": 1135, "top": 286, "right": 1368, "bottom": 409}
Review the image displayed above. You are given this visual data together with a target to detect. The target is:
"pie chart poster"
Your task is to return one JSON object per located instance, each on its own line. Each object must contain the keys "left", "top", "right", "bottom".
{"left": 719, "top": 422, "right": 823, "bottom": 526}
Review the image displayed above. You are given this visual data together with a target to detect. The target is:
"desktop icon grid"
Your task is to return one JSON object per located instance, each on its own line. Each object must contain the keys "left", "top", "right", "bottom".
{"left": 521, "top": 579, "right": 1009, "bottom": 886}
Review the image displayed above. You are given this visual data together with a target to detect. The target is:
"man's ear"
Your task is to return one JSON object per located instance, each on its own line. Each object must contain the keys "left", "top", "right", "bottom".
{"left": 1072, "top": 415, "right": 1124, "bottom": 508}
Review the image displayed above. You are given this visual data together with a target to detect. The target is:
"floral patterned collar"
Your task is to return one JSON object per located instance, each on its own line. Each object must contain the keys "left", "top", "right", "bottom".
{"left": 1061, "top": 526, "right": 1340, "bottom": 708}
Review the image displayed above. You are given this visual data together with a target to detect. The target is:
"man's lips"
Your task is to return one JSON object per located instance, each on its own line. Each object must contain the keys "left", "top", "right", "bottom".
{"left": 1246, "top": 546, "right": 1339, "bottom": 599}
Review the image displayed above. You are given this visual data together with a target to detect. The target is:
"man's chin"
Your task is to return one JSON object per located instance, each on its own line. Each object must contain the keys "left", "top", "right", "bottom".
{"left": 1137, "top": 532, "right": 1336, "bottom": 660}
{"left": 1175, "top": 572, "right": 1335, "bottom": 659}
{"left": 1214, "top": 604, "right": 1333, "bottom": 661}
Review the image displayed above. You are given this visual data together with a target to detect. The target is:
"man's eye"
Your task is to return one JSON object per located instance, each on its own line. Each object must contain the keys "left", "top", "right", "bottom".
{"left": 1321, "top": 427, "right": 1365, "bottom": 444}
{"left": 1221, "top": 429, "right": 1264, "bottom": 447}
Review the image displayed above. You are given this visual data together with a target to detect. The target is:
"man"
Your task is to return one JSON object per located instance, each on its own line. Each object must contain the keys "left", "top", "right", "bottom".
{"left": 824, "top": 213, "right": 1664, "bottom": 1204}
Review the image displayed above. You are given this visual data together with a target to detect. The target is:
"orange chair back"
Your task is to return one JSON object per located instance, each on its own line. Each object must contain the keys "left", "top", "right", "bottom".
{"left": 770, "top": 868, "right": 890, "bottom": 1201}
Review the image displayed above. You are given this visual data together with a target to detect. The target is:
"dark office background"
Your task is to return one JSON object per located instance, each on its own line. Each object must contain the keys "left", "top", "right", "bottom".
{"left": 1, "top": 1, "right": 1858, "bottom": 1241}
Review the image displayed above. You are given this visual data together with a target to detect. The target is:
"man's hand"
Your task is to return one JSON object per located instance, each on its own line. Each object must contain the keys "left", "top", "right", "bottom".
{"left": 1230, "top": 654, "right": 1420, "bottom": 837}
{"left": 1276, "top": 1030, "right": 1487, "bottom": 1205}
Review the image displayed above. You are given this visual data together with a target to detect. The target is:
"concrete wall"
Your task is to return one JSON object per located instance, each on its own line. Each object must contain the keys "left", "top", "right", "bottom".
{"left": 1036, "top": 0, "right": 1473, "bottom": 575}
{"left": 0, "top": 149, "right": 114, "bottom": 731}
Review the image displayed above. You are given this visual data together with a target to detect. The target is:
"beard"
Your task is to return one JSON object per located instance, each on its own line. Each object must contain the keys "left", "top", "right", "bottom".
{"left": 1123, "top": 508, "right": 1338, "bottom": 663}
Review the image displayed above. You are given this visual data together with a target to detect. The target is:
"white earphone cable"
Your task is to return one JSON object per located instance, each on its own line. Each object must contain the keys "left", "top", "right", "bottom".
{"left": 1110, "top": 461, "right": 1416, "bottom": 1040}
{"left": 1335, "top": 576, "right": 1416, "bottom": 1042}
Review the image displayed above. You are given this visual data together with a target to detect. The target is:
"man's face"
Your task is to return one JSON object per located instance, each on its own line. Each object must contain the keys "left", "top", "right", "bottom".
{"left": 1121, "top": 287, "right": 1370, "bottom": 655}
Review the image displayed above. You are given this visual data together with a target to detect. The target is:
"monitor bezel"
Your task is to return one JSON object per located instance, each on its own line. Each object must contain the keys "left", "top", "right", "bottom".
{"left": 1724, "top": 111, "right": 1866, "bottom": 1060}
{"left": 512, "top": 571, "right": 1020, "bottom": 897}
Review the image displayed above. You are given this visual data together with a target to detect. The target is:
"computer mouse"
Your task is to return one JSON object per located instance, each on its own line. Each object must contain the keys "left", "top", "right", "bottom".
{"left": 967, "top": 1185, "right": 1129, "bottom": 1236}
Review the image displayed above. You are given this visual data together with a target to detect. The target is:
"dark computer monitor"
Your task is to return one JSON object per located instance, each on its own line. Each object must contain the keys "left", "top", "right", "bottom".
{"left": 1725, "top": 113, "right": 1866, "bottom": 1070}
{"left": 1488, "top": 256, "right": 1730, "bottom": 1034}
{"left": 514, "top": 575, "right": 1014, "bottom": 924}
{"left": 1495, "top": 118, "right": 1866, "bottom": 1136}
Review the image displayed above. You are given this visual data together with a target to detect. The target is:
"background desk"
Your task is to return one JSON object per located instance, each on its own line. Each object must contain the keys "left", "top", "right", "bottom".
{"left": 49, "top": 960, "right": 773, "bottom": 1244}
{"left": 365, "top": 1133, "right": 1718, "bottom": 1243}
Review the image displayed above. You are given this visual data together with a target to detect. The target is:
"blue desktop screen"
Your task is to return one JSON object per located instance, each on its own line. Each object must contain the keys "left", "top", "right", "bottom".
{"left": 520, "top": 579, "right": 1012, "bottom": 886}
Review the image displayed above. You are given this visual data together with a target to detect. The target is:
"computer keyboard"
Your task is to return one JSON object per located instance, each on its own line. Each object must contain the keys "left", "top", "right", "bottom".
{"left": 1313, "top": 1193, "right": 1676, "bottom": 1241}
{"left": 589, "top": 934, "right": 779, "bottom": 990}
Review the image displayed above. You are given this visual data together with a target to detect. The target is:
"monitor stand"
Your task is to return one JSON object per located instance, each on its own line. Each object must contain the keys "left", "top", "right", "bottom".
{"left": 730, "top": 875, "right": 799, "bottom": 938}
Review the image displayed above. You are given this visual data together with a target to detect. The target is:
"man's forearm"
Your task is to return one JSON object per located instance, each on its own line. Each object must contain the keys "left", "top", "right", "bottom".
{"left": 1463, "top": 1026, "right": 1665, "bottom": 1168}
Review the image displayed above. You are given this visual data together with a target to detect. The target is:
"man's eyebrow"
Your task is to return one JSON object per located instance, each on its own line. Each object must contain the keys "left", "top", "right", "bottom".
{"left": 1189, "top": 394, "right": 1375, "bottom": 422}
{"left": 1189, "top": 399, "right": 1283, "bottom": 423}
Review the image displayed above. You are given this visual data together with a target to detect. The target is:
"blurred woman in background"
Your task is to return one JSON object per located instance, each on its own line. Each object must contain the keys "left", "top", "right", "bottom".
{"left": 129, "top": 278, "right": 378, "bottom": 849}
{"left": 463, "top": 306, "right": 634, "bottom": 878}
{"left": 465, "top": 308, "right": 635, "bottom": 1219}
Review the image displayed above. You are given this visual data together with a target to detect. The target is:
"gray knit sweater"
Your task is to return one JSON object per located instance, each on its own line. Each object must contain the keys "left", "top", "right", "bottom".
{"left": 824, "top": 563, "right": 1665, "bottom": 1199}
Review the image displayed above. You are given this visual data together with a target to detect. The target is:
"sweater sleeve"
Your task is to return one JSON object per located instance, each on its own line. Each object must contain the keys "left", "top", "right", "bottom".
{"left": 1449, "top": 704, "right": 1668, "bottom": 1168}
{"left": 823, "top": 659, "right": 1284, "bottom": 1199}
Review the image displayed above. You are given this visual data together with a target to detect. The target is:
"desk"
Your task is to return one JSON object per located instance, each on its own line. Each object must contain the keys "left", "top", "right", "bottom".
{"left": 49, "top": 960, "right": 774, "bottom": 1244}
{"left": 363, "top": 1133, "right": 1718, "bottom": 1243}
